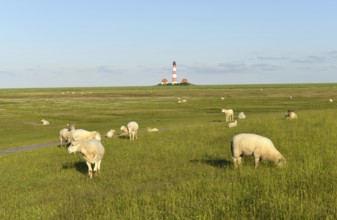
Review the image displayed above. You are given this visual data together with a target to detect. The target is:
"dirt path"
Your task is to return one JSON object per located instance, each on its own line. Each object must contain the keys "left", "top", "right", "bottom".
{"left": 0, "top": 142, "right": 60, "bottom": 154}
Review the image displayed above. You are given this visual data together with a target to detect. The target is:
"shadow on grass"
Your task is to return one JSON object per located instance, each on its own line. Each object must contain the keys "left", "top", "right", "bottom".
{"left": 190, "top": 159, "right": 232, "bottom": 168}
{"left": 62, "top": 161, "right": 88, "bottom": 175}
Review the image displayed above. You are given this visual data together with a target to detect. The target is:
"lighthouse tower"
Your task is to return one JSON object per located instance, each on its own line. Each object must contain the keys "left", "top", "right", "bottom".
{"left": 172, "top": 61, "right": 177, "bottom": 84}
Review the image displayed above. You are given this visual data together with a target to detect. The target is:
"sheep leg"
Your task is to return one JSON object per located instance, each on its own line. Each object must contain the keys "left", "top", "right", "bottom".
{"left": 86, "top": 161, "right": 93, "bottom": 178}
{"left": 59, "top": 136, "right": 63, "bottom": 147}
{"left": 254, "top": 157, "right": 261, "bottom": 168}
{"left": 233, "top": 157, "right": 242, "bottom": 168}
{"left": 94, "top": 160, "right": 101, "bottom": 173}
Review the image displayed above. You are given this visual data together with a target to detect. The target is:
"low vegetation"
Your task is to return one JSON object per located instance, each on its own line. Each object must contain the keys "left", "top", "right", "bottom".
{"left": 0, "top": 84, "right": 336, "bottom": 219}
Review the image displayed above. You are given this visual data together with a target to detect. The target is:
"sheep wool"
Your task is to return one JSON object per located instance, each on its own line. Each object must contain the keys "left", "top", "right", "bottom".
{"left": 228, "top": 120, "right": 238, "bottom": 128}
{"left": 71, "top": 129, "right": 101, "bottom": 143}
{"left": 238, "top": 112, "right": 246, "bottom": 119}
{"left": 222, "top": 109, "right": 234, "bottom": 122}
{"left": 105, "top": 129, "right": 115, "bottom": 138}
{"left": 59, "top": 124, "right": 76, "bottom": 147}
{"left": 121, "top": 121, "right": 139, "bottom": 140}
{"left": 68, "top": 139, "right": 105, "bottom": 178}
{"left": 231, "top": 133, "right": 286, "bottom": 168}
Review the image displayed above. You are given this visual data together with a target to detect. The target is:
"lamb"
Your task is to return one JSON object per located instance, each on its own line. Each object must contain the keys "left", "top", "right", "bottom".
{"left": 238, "top": 112, "right": 246, "bottom": 119}
{"left": 222, "top": 108, "right": 234, "bottom": 122}
{"left": 231, "top": 133, "right": 286, "bottom": 168}
{"left": 285, "top": 110, "right": 297, "bottom": 119}
{"left": 41, "top": 119, "right": 49, "bottom": 125}
{"left": 71, "top": 129, "right": 101, "bottom": 143}
{"left": 147, "top": 127, "right": 159, "bottom": 132}
{"left": 105, "top": 129, "right": 115, "bottom": 138}
{"left": 228, "top": 120, "right": 238, "bottom": 128}
{"left": 68, "top": 139, "right": 105, "bottom": 178}
{"left": 59, "top": 124, "right": 76, "bottom": 147}
{"left": 120, "top": 121, "right": 139, "bottom": 140}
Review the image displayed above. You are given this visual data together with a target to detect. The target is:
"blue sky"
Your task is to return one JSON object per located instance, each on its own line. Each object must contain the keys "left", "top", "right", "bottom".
{"left": 1, "top": 1, "right": 336, "bottom": 88}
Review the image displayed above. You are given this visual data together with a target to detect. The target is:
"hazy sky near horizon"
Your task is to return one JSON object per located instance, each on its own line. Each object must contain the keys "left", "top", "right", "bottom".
{"left": 1, "top": 1, "right": 337, "bottom": 88}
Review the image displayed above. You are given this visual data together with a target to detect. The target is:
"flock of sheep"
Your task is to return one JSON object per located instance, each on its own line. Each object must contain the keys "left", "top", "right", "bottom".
{"left": 56, "top": 121, "right": 161, "bottom": 178}
{"left": 38, "top": 96, "right": 333, "bottom": 178}
{"left": 57, "top": 121, "right": 141, "bottom": 178}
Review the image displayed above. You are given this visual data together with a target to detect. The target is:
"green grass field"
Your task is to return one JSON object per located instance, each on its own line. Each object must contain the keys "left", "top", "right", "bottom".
{"left": 0, "top": 84, "right": 336, "bottom": 219}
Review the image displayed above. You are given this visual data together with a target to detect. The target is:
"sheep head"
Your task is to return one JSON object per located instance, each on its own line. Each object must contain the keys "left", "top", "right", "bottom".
{"left": 68, "top": 143, "right": 80, "bottom": 154}
{"left": 276, "top": 156, "right": 286, "bottom": 167}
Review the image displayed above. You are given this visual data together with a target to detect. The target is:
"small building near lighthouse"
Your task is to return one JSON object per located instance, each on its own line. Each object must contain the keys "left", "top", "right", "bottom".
{"left": 181, "top": 77, "right": 189, "bottom": 84}
{"left": 161, "top": 78, "right": 169, "bottom": 85}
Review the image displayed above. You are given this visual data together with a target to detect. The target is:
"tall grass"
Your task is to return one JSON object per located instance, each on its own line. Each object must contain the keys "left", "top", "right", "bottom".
{"left": 0, "top": 84, "right": 337, "bottom": 219}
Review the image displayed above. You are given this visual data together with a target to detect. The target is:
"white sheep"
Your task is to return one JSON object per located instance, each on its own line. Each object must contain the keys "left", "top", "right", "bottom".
{"left": 147, "top": 127, "right": 159, "bottom": 132}
{"left": 59, "top": 124, "right": 76, "bottom": 147}
{"left": 41, "top": 119, "right": 49, "bottom": 125}
{"left": 238, "top": 112, "right": 246, "bottom": 119}
{"left": 71, "top": 129, "right": 102, "bottom": 143}
{"left": 222, "top": 108, "right": 234, "bottom": 122}
{"left": 105, "top": 129, "right": 115, "bottom": 138}
{"left": 228, "top": 120, "right": 238, "bottom": 128}
{"left": 285, "top": 110, "right": 297, "bottom": 119}
{"left": 68, "top": 139, "right": 105, "bottom": 178}
{"left": 120, "top": 121, "right": 139, "bottom": 140}
{"left": 329, "top": 99, "right": 333, "bottom": 103}
{"left": 231, "top": 133, "right": 286, "bottom": 168}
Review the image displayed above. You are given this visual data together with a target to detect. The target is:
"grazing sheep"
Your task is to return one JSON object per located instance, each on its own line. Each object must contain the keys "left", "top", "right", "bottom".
{"left": 71, "top": 129, "right": 102, "bottom": 143}
{"left": 289, "top": 96, "right": 293, "bottom": 100}
{"left": 68, "top": 139, "right": 105, "bottom": 178}
{"left": 105, "top": 129, "right": 115, "bottom": 138}
{"left": 221, "top": 97, "right": 225, "bottom": 101}
{"left": 228, "top": 120, "right": 238, "bottom": 128}
{"left": 238, "top": 112, "right": 246, "bottom": 119}
{"left": 41, "top": 119, "right": 49, "bottom": 125}
{"left": 182, "top": 99, "right": 187, "bottom": 103}
{"left": 222, "top": 108, "right": 234, "bottom": 122}
{"left": 59, "top": 124, "right": 76, "bottom": 147}
{"left": 285, "top": 110, "right": 297, "bottom": 119}
{"left": 147, "top": 127, "right": 159, "bottom": 132}
{"left": 120, "top": 121, "right": 139, "bottom": 140}
{"left": 329, "top": 99, "right": 333, "bottom": 103}
{"left": 231, "top": 133, "right": 286, "bottom": 168}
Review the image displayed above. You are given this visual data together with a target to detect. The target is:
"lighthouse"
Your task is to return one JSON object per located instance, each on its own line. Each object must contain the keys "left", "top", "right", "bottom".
{"left": 172, "top": 61, "right": 177, "bottom": 84}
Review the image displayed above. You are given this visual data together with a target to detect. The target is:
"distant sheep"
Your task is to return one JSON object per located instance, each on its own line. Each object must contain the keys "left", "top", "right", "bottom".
{"left": 41, "top": 119, "right": 49, "bottom": 125}
{"left": 59, "top": 124, "right": 76, "bottom": 147}
{"left": 68, "top": 139, "right": 105, "bottom": 178}
{"left": 329, "top": 99, "right": 333, "bottom": 103}
{"left": 147, "top": 127, "right": 159, "bottom": 132}
{"left": 238, "top": 112, "right": 246, "bottom": 119}
{"left": 285, "top": 110, "right": 297, "bottom": 119}
{"left": 231, "top": 133, "right": 286, "bottom": 168}
{"left": 228, "top": 120, "right": 237, "bottom": 128}
{"left": 222, "top": 109, "right": 234, "bottom": 122}
{"left": 71, "top": 129, "right": 101, "bottom": 143}
{"left": 105, "top": 129, "right": 115, "bottom": 138}
{"left": 121, "top": 121, "right": 139, "bottom": 140}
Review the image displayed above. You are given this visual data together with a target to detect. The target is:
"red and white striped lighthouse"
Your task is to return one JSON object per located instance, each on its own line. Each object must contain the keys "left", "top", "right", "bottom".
{"left": 172, "top": 61, "right": 177, "bottom": 84}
